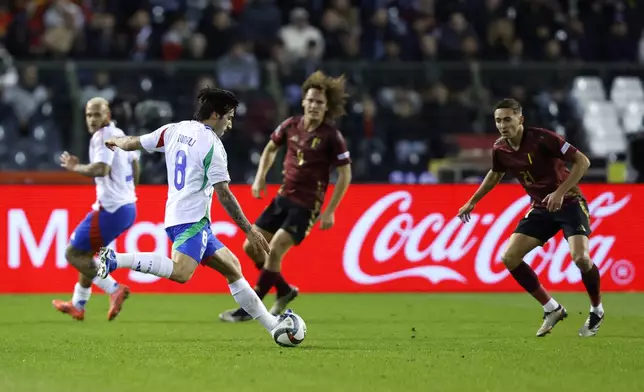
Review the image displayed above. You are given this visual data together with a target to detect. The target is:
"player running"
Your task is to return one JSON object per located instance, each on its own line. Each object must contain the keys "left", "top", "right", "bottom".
{"left": 96, "top": 87, "right": 279, "bottom": 334}
{"left": 219, "top": 70, "right": 352, "bottom": 322}
{"left": 458, "top": 98, "right": 603, "bottom": 337}
{"left": 52, "top": 97, "right": 136, "bottom": 321}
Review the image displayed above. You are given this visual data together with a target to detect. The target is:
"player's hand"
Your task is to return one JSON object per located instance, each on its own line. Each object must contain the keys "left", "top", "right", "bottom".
{"left": 59, "top": 151, "right": 79, "bottom": 171}
{"left": 251, "top": 177, "right": 267, "bottom": 199}
{"left": 543, "top": 191, "right": 564, "bottom": 212}
{"left": 319, "top": 210, "right": 335, "bottom": 230}
{"left": 457, "top": 201, "right": 476, "bottom": 223}
{"left": 104, "top": 139, "right": 118, "bottom": 151}
{"left": 246, "top": 228, "right": 271, "bottom": 255}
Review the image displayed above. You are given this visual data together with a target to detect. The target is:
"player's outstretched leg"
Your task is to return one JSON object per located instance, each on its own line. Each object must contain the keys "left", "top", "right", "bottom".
{"left": 220, "top": 229, "right": 298, "bottom": 322}
{"left": 203, "top": 247, "right": 278, "bottom": 332}
{"left": 52, "top": 245, "right": 129, "bottom": 321}
{"left": 98, "top": 230, "right": 279, "bottom": 334}
{"left": 569, "top": 235, "right": 604, "bottom": 337}
{"left": 97, "top": 248, "right": 189, "bottom": 282}
{"left": 99, "top": 217, "right": 229, "bottom": 284}
{"left": 503, "top": 234, "right": 567, "bottom": 337}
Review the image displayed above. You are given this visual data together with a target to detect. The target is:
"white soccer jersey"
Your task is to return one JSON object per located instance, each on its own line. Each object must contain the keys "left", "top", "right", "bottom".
{"left": 90, "top": 122, "right": 138, "bottom": 213}
{"left": 140, "top": 120, "right": 230, "bottom": 227}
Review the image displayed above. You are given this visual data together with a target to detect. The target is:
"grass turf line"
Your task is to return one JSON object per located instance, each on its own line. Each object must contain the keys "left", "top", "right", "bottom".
{"left": 0, "top": 293, "right": 642, "bottom": 392}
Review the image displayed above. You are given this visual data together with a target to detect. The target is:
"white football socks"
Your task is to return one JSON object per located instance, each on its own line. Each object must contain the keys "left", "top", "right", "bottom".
{"left": 115, "top": 252, "right": 173, "bottom": 278}
{"left": 229, "top": 278, "right": 277, "bottom": 331}
{"left": 543, "top": 298, "right": 560, "bottom": 312}
{"left": 71, "top": 283, "right": 91, "bottom": 310}
{"left": 93, "top": 275, "right": 120, "bottom": 294}
{"left": 591, "top": 303, "right": 604, "bottom": 316}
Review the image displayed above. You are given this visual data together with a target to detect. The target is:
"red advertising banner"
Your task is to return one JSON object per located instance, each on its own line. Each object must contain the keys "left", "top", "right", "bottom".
{"left": 0, "top": 184, "right": 641, "bottom": 293}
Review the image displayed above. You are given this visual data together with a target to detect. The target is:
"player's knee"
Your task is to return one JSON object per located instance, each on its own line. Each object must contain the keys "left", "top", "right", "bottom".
{"left": 270, "top": 238, "right": 292, "bottom": 258}
{"left": 268, "top": 243, "right": 285, "bottom": 261}
{"left": 65, "top": 245, "right": 80, "bottom": 261}
{"left": 65, "top": 246, "right": 88, "bottom": 267}
{"left": 175, "top": 275, "right": 191, "bottom": 284}
{"left": 170, "top": 261, "right": 196, "bottom": 284}
{"left": 572, "top": 252, "right": 592, "bottom": 271}
{"left": 171, "top": 270, "right": 194, "bottom": 284}
{"left": 501, "top": 252, "right": 522, "bottom": 270}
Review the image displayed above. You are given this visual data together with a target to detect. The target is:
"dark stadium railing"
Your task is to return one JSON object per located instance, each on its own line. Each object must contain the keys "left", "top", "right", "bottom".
{"left": 3, "top": 61, "right": 641, "bottom": 184}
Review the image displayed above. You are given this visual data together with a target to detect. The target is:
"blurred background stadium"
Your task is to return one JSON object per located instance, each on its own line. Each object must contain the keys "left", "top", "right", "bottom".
{"left": 1, "top": 0, "right": 644, "bottom": 185}
{"left": 2, "top": 2, "right": 644, "bottom": 391}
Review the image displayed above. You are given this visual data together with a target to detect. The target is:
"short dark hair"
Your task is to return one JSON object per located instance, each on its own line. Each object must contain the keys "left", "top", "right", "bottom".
{"left": 193, "top": 87, "right": 239, "bottom": 121}
{"left": 494, "top": 98, "right": 522, "bottom": 114}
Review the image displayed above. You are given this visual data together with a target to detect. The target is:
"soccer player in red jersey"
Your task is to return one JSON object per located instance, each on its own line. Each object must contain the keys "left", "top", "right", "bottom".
{"left": 458, "top": 98, "right": 603, "bottom": 337}
{"left": 219, "top": 71, "right": 352, "bottom": 322}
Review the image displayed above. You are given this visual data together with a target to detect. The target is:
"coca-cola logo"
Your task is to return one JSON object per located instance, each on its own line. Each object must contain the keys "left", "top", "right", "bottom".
{"left": 343, "top": 191, "right": 632, "bottom": 287}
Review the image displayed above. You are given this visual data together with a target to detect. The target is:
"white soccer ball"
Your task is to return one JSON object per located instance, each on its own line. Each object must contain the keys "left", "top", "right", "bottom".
{"left": 271, "top": 311, "right": 307, "bottom": 347}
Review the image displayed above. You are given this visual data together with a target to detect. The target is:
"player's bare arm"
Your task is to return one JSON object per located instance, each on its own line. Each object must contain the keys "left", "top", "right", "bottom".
{"left": 214, "top": 181, "right": 271, "bottom": 255}
{"left": 320, "top": 163, "right": 352, "bottom": 230}
{"left": 458, "top": 170, "right": 505, "bottom": 223}
{"left": 131, "top": 158, "right": 141, "bottom": 186}
{"left": 105, "top": 136, "right": 142, "bottom": 151}
{"left": 543, "top": 150, "right": 591, "bottom": 212}
{"left": 59, "top": 151, "right": 111, "bottom": 177}
{"left": 252, "top": 140, "right": 281, "bottom": 198}
{"left": 214, "top": 181, "right": 253, "bottom": 232}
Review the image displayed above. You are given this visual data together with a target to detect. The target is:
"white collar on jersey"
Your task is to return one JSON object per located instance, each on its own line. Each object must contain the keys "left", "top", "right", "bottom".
{"left": 97, "top": 121, "right": 116, "bottom": 132}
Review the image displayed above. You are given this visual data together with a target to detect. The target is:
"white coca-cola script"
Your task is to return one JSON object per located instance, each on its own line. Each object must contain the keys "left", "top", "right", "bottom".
{"left": 343, "top": 191, "right": 632, "bottom": 286}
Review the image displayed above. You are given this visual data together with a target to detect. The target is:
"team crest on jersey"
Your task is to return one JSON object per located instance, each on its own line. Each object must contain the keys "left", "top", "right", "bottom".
{"left": 311, "top": 137, "right": 321, "bottom": 149}
{"left": 290, "top": 135, "right": 299, "bottom": 143}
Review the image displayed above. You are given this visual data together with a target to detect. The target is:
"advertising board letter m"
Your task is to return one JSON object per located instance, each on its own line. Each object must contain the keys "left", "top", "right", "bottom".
{"left": 8, "top": 209, "right": 68, "bottom": 269}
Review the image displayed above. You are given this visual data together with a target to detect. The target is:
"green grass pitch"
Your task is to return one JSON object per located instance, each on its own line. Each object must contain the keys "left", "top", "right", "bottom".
{"left": 0, "top": 293, "right": 642, "bottom": 392}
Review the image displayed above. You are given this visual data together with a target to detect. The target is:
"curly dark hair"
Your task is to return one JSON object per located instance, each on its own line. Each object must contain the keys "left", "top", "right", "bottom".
{"left": 194, "top": 87, "right": 239, "bottom": 121}
{"left": 301, "top": 71, "right": 348, "bottom": 120}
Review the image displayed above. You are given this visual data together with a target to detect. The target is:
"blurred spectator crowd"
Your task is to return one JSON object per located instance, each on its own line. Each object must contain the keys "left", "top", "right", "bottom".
{"left": 1, "top": 0, "right": 644, "bottom": 183}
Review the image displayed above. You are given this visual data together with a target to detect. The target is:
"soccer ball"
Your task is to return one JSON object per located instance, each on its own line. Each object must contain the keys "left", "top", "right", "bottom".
{"left": 271, "top": 311, "right": 307, "bottom": 347}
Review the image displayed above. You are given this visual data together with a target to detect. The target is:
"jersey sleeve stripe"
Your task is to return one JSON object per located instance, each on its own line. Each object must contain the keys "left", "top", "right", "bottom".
{"left": 337, "top": 151, "right": 350, "bottom": 160}
{"left": 199, "top": 145, "right": 214, "bottom": 191}
{"left": 560, "top": 142, "right": 570, "bottom": 154}
{"left": 156, "top": 128, "right": 167, "bottom": 148}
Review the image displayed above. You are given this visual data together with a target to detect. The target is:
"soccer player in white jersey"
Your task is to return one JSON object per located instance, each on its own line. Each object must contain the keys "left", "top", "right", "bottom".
{"left": 52, "top": 97, "right": 136, "bottom": 321}
{"left": 96, "top": 88, "right": 279, "bottom": 334}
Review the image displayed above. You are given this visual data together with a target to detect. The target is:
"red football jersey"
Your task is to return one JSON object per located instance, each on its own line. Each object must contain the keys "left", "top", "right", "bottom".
{"left": 271, "top": 116, "right": 351, "bottom": 210}
{"left": 492, "top": 127, "right": 583, "bottom": 207}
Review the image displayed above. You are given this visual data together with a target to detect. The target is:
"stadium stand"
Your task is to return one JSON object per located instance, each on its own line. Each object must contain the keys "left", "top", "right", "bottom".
{"left": 1, "top": 0, "right": 643, "bottom": 183}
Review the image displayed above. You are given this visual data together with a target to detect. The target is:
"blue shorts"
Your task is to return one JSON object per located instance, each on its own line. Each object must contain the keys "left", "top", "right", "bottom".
{"left": 70, "top": 203, "right": 137, "bottom": 252}
{"left": 165, "top": 218, "right": 225, "bottom": 263}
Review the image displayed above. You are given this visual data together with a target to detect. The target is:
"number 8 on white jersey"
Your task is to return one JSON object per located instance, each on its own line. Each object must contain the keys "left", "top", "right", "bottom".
{"left": 140, "top": 120, "right": 230, "bottom": 228}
